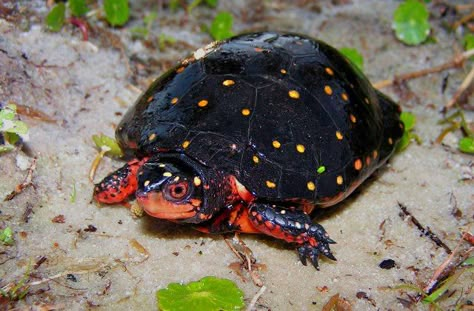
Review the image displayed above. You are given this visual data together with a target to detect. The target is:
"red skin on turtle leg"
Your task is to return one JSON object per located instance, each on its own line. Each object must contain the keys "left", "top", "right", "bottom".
{"left": 94, "top": 158, "right": 148, "bottom": 204}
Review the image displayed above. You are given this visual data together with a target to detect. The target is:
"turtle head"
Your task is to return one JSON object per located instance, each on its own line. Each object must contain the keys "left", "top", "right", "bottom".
{"left": 136, "top": 154, "right": 226, "bottom": 223}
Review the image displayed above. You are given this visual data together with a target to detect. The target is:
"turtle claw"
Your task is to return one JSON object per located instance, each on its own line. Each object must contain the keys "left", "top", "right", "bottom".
{"left": 297, "top": 240, "right": 336, "bottom": 270}
{"left": 297, "top": 223, "right": 336, "bottom": 269}
{"left": 298, "top": 245, "right": 321, "bottom": 270}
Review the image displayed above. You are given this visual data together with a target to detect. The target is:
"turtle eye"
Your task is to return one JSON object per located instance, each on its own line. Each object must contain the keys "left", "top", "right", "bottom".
{"left": 163, "top": 180, "right": 192, "bottom": 202}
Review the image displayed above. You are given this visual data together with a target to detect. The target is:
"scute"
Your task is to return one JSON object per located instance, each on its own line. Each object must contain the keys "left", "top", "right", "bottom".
{"left": 117, "top": 32, "right": 402, "bottom": 204}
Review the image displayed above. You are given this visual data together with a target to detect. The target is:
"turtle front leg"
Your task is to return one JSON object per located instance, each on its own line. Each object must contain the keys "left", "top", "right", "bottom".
{"left": 248, "top": 203, "right": 336, "bottom": 269}
{"left": 94, "top": 158, "right": 147, "bottom": 204}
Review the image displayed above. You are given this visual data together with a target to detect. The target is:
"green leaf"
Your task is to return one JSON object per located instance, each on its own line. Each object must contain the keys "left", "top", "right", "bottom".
{"left": 392, "top": 0, "right": 431, "bottom": 45}
{"left": 69, "top": 0, "right": 89, "bottom": 17}
{"left": 0, "top": 227, "right": 14, "bottom": 245}
{"left": 459, "top": 137, "right": 474, "bottom": 154}
{"left": 463, "top": 33, "right": 474, "bottom": 51}
{"left": 400, "top": 111, "right": 416, "bottom": 131}
{"left": 169, "top": 0, "right": 180, "bottom": 12}
{"left": 396, "top": 131, "right": 411, "bottom": 152}
{"left": 397, "top": 112, "right": 417, "bottom": 152}
{"left": 45, "top": 3, "right": 66, "bottom": 32}
{"left": 0, "top": 144, "right": 14, "bottom": 153}
{"left": 130, "top": 27, "right": 149, "bottom": 39}
{"left": 463, "top": 33, "right": 474, "bottom": 60}
{"left": 70, "top": 182, "right": 77, "bottom": 203}
{"left": 157, "top": 276, "right": 245, "bottom": 311}
{"left": 339, "top": 47, "right": 364, "bottom": 71}
{"left": 103, "top": 0, "right": 129, "bottom": 27}
{"left": 422, "top": 267, "right": 474, "bottom": 304}
{"left": 0, "top": 104, "right": 29, "bottom": 151}
{"left": 205, "top": 0, "right": 218, "bottom": 7}
{"left": 159, "top": 33, "right": 177, "bottom": 51}
{"left": 92, "top": 134, "right": 124, "bottom": 157}
{"left": 462, "top": 257, "right": 474, "bottom": 266}
{"left": 144, "top": 12, "right": 158, "bottom": 28}
{"left": 188, "top": 0, "right": 202, "bottom": 13}
{"left": 209, "top": 12, "right": 234, "bottom": 41}
{"left": 0, "top": 103, "right": 17, "bottom": 121}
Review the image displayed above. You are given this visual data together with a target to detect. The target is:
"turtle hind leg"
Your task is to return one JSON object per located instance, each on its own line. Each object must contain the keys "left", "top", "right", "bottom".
{"left": 248, "top": 202, "right": 336, "bottom": 269}
{"left": 94, "top": 158, "right": 145, "bottom": 204}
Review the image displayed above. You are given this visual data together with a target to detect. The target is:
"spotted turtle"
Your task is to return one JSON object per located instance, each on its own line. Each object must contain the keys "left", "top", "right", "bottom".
{"left": 94, "top": 32, "right": 403, "bottom": 269}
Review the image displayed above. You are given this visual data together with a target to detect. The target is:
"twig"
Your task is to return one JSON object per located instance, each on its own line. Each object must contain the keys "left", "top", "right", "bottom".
{"left": 373, "top": 49, "right": 474, "bottom": 90}
{"left": 246, "top": 285, "right": 267, "bottom": 311}
{"left": 4, "top": 157, "right": 37, "bottom": 201}
{"left": 398, "top": 203, "right": 452, "bottom": 254}
{"left": 445, "top": 65, "right": 474, "bottom": 111}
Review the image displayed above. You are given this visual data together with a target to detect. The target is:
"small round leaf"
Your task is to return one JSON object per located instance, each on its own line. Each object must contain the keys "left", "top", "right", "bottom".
{"left": 459, "top": 137, "right": 474, "bottom": 154}
{"left": 392, "top": 0, "right": 431, "bottom": 45}
{"left": 210, "top": 12, "right": 234, "bottom": 40}
{"left": 103, "top": 0, "right": 129, "bottom": 27}
{"left": 157, "top": 276, "right": 244, "bottom": 311}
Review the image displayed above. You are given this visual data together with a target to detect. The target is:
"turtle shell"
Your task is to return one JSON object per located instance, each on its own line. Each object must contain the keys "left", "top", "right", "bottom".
{"left": 116, "top": 32, "right": 402, "bottom": 205}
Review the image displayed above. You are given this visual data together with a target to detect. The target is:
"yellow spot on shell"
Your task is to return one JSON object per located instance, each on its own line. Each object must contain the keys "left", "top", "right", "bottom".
{"left": 182, "top": 141, "right": 190, "bottom": 149}
{"left": 147, "top": 96, "right": 154, "bottom": 103}
{"left": 324, "top": 85, "right": 333, "bottom": 95}
{"left": 163, "top": 172, "right": 172, "bottom": 177}
{"left": 336, "top": 175, "right": 344, "bottom": 185}
{"left": 171, "top": 97, "right": 179, "bottom": 104}
{"left": 296, "top": 144, "right": 305, "bottom": 153}
{"left": 241, "top": 108, "right": 251, "bottom": 116}
{"left": 272, "top": 140, "right": 281, "bottom": 148}
{"left": 354, "top": 159, "right": 362, "bottom": 171}
{"left": 350, "top": 114, "right": 357, "bottom": 123}
{"left": 336, "top": 131, "right": 343, "bottom": 140}
{"left": 388, "top": 137, "right": 393, "bottom": 145}
{"left": 341, "top": 93, "right": 349, "bottom": 101}
{"left": 193, "top": 176, "right": 202, "bottom": 186}
{"left": 222, "top": 79, "right": 235, "bottom": 86}
{"left": 266, "top": 180, "right": 276, "bottom": 189}
{"left": 198, "top": 99, "right": 208, "bottom": 107}
{"left": 280, "top": 69, "right": 287, "bottom": 74}
{"left": 373, "top": 150, "right": 378, "bottom": 159}
{"left": 252, "top": 155, "right": 259, "bottom": 164}
{"left": 144, "top": 180, "right": 150, "bottom": 187}
{"left": 325, "top": 67, "right": 334, "bottom": 76}
{"left": 288, "top": 90, "right": 300, "bottom": 99}
{"left": 148, "top": 133, "right": 156, "bottom": 141}
{"left": 307, "top": 181, "right": 316, "bottom": 191}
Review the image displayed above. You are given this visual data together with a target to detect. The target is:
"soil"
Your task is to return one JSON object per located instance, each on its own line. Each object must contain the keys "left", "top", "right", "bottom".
{"left": 0, "top": 0, "right": 473, "bottom": 310}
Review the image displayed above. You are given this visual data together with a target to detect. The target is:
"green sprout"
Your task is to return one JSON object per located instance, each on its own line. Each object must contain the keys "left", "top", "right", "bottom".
{"left": 0, "top": 227, "right": 14, "bottom": 246}
{"left": 130, "top": 12, "right": 158, "bottom": 40}
{"left": 92, "top": 134, "right": 124, "bottom": 158}
{"left": 392, "top": 0, "right": 431, "bottom": 45}
{"left": 45, "top": 0, "right": 130, "bottom": 33}
{"left": 437, "top": 109, "right": 474, "bottom": 154}
{"left": 0, "top": 103, "right": 29, "bottom": 153}
{"left": 157, "top": 276, "right": 244, "bottom": 311}
{"left": 397, "top": 111, "right": 421, "bottom": 152}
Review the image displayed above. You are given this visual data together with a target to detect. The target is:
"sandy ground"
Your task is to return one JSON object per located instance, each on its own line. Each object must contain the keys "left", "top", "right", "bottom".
{"left": 0, "top": 0, "right": 473, "bottom": 310}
